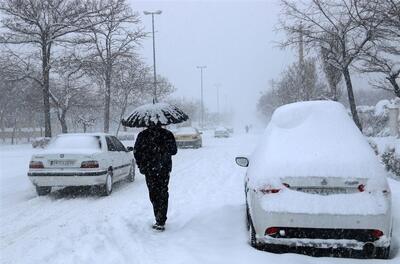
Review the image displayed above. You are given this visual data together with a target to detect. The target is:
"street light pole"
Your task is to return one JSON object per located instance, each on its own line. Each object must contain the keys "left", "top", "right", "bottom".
{"left": 197, "top": 66, "right": 207, "bottom": 129}
{"left": 214, "top": 83, "right": 221, "bottom": 125}
{"left": 144, "top": 10, "right": 162, "bottom": 103}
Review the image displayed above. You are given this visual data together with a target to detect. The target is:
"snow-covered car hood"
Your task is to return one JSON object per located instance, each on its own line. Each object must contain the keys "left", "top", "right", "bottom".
{"left": 247, "top": 101, "right": 388, "bottom": 189}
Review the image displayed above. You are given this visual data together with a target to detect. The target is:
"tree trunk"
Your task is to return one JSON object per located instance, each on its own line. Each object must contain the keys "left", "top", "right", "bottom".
{"left": 388, "top": 76, "right": 400, "bottom": 98}
{"left": 59, "top": 111, "right": 68, "bottom": 133}
{"left": 104, "top": 64, "right": 112, "bottom": 133}
{"left": 42, "top": 43, "right": 52, "bottom": 137}
{"left": 343, "top": 67, "right": 362, "bottom": 131}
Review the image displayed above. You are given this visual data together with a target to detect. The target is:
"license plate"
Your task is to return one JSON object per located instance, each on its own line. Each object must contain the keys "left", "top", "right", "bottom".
{"left": 297, "top": 188, "right": 349, "bottom": 195}
{"left": 50, "top": 160, "right": 75, "bottom": 166}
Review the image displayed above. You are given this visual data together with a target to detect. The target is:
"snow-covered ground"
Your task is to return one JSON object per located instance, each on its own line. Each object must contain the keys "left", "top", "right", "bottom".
{"left": 1, "top": 132, "right": 400, "bottom": 263}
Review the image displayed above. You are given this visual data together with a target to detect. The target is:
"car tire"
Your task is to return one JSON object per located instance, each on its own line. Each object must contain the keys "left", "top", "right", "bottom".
{"left": 101, "top": 171, "right": 113, "bottom": 196}
{"left": 245, "top": 203, "right": 250, "bottom": 231}
{"left": 36, "top": 186, "right": 51, "bottom": 196}
{"left": 375, "top": 246, "right": 390, "bottom": 259}
{"left": 127, "top": 164, "right": 135, "bottom": 182}
{"left": 248, "top": 215, "right": 257, "bottom": 248}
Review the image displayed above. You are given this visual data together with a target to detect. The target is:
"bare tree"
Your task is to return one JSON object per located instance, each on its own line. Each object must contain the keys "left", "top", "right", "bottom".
{"left": 82, "top": 0, "right": 145, "bottom": 133}
{"left": 111, "top": 57, "right": 150, "bottom": 135}
{"left": 50, "top": 56, "right": 93, "bottom": 133}
{"left": 280, "top": 0, "right": 386, "bottom": 130}
{"left": 0, "top": 0, "right": 107, "bottom": 137}
{"left": 257, "top": 59, "right": 327, "bottom": 119}
{"left": 357, "top": 0, "right": 400, "bottom": 97}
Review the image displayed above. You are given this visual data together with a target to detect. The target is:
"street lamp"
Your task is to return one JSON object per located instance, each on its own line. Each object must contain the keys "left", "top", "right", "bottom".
{"left": 143, "top": 10, "right": 162, "bottom": 103}
{"left": 196, "top": 65, "right": 207, "bottom": 129}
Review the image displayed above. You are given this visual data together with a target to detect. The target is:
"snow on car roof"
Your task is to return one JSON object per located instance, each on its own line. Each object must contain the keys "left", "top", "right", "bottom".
{"left": 247, "top": 100, "right": 387, "bottom": 188}
{"left": 215, "top": 126, "right": 227, "bottom": 131}
{"left": 174, "top": 127, "right": 197, "bottom": 135}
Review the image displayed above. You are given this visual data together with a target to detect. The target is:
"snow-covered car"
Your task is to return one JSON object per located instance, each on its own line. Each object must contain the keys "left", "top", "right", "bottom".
{"left": 235, "top": 101, "right": 392, "bottom": 259}
{"left": 28, "top": 133, "right": 135, "bottom": 196}
{"left": 174, "top": 127, "right": 202, "bottom": 148}
{"left": 214, "top": 127, "right": 230, "bottom": 138}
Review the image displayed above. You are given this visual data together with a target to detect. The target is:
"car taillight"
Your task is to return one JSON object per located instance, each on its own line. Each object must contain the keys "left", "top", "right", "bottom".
{"left": 358, "top": 184, "right": 365, "bottom": 192}
{"left": 29, "top": 161, "right": 44, "bottom": 169}
{"left": 265, "top": 227, "right": 279, "bottom": 236}
{"left": 260, "top": 183, "right": 289, "bottom": 194}
{"left": 371, "top": 229, "right": 383, "bottom": 239}
{"left": 81, "top": 160, "right": 99, "bottom": 168}
{"left": 260, "top": 188, "right": 280, "bottom": 194}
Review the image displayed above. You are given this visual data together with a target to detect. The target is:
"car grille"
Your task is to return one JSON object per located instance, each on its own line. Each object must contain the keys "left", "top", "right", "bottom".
{"left": 267, "top": 227, "right": 380, "bottom": 242}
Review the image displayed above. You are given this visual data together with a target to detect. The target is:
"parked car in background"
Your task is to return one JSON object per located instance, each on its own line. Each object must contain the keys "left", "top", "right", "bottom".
{"left": 28, "top": 133, "right": 135, "bottom": 196}
{"left": 174, "top": 127, "right": 202, "bottom": 148}
{"left": 214, "top": 127, "right": 230, "bottom": 138}
{"left": 31, "top": 137, "right": 51, "bottom": 148}
{"left": 235, "top": 101, "right": 392, "bottom": 259}
{"left": 116, "top": 131, "right": 136, "bottom": 141}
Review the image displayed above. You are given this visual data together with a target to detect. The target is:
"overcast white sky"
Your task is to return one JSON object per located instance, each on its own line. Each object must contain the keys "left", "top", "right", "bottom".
{"left": 130, "top": 0, "right": 296, "bottom": 127}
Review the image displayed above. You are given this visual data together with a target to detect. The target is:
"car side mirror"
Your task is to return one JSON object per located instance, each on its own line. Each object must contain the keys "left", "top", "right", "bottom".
{"left": 126, "top": 146, "right": 134, "bottom": 152}
{"left": 235, "top": 157, "right": 249, "bottom": 167}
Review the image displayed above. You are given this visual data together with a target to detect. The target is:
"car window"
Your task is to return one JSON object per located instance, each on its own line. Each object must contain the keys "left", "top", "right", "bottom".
{"left": 106, "top": 136, "right": 117, "bottom": 151}
{"left": 111, "top": 136, "right": 126, "bottom": 152}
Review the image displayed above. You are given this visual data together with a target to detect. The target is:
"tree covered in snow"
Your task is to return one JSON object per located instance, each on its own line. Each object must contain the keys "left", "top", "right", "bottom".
{"left": 0, "top": 0, "right": 109, "bottom": 137}
{"left": 79, "top": 0, "right": 146, "bottom": 133}
{"left": 357, "top": 0, "right": 400, "bottom": 98}
{"left": 280, "top": 0, "right": 389, "bottom": 130}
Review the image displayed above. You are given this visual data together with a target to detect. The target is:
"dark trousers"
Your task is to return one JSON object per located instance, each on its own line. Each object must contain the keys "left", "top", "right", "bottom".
{"left": 145, "top": 171, "right": 170, "bottom": 225}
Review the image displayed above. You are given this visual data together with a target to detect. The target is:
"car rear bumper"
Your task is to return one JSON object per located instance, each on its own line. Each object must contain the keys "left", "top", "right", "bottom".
{"left": 257, "top": 233, "right": 390, "bottom": 250}
{"left": 249, "top": 196, "right": 392, "bottom": 250}
{"left": 28, "top": 170, "right": 108, "bottom": 187}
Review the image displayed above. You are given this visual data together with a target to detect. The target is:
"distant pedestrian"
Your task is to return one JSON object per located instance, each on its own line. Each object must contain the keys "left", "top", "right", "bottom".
{"left": 245, "top": 125, "right": 249, "bottom": 133}
{"left": 134, "top": 123, "right": 177, "bottom": 231}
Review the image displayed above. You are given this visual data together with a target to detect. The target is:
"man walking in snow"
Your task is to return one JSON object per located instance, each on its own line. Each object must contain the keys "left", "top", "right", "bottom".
{"left": 134, "top": 123, "right": 177, "bottom": 231}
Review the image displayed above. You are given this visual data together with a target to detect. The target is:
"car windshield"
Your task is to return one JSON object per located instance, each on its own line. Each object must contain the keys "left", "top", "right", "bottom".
{"left": 175, "top": 127, "right": 197, "bottom": 135}
{"left": 47, "top": 135, "right": 101, "bottom": 150}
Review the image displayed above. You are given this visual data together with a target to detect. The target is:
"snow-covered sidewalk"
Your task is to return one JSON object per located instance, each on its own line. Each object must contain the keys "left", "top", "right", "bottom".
{"left": 0, "top": 133, "right": 399, "bottom": 263}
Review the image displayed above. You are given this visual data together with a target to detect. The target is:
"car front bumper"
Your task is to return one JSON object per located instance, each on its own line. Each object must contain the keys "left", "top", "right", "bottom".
{"left": 28, "top": 170, "right": 108, "bottom": 187}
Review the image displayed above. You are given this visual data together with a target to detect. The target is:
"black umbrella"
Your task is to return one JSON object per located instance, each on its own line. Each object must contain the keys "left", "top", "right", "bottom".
{"left": 121, "top": 102, "right": 189, "bottom": 127}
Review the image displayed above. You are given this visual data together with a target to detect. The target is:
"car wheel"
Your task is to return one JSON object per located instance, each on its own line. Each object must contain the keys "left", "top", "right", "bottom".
{"left": 375, "top": 246, "right": 390, "bottom": 259}
{"left": 246, "top": 203, "right": 250, "bottom": 231}
{"left": 102, "top": 171, "right": 113, "bottom": 196}
{"left": 127, "top": 164, "right": 135, "bottom": 182}
{"left": 36, "top": 186, "right": 51, "bottom": 196}
{"left": 248, "top": 215, "right": 257, "bottom": 248}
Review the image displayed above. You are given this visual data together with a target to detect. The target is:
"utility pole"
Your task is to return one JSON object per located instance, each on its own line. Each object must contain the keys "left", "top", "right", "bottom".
{"left": 144, "top": 10, "right": 162, "bottom": 103}
{"left": 196, "top": 66, "right": 207, "bottom": 129}
{"left": 215, "top": 83, "right": 221, "bottom": 125}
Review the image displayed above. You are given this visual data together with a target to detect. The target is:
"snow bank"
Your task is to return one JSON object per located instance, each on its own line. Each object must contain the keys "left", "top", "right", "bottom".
{"left": 247, "top": 101, "right": 388, "bottom": 189}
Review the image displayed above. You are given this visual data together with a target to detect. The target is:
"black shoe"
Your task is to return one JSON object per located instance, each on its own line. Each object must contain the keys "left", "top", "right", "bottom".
{"left": 152, "top": 223, "right": 165, "bottom": 231}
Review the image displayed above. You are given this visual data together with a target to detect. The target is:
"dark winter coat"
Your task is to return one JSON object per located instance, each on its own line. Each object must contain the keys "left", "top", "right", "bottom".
{"left": 134, "top": 126, "right": 177, "bottom": 175}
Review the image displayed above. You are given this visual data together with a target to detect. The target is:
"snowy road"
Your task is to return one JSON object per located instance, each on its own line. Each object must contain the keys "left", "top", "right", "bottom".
{"left": 1, "top": 132, "right": 400, "bottom": 263}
